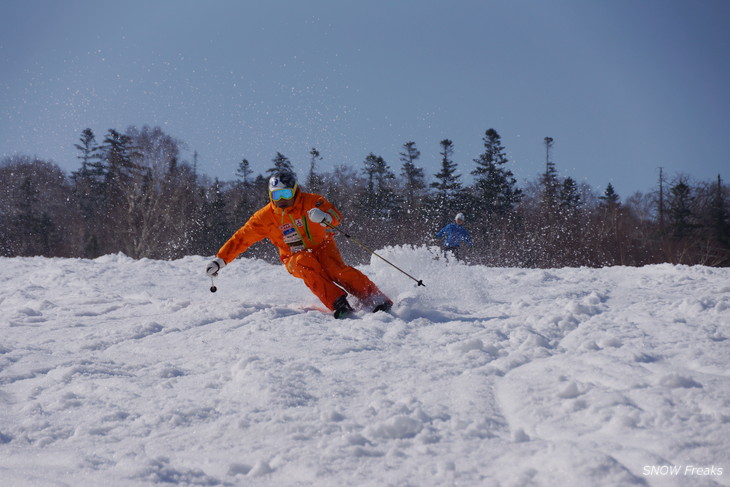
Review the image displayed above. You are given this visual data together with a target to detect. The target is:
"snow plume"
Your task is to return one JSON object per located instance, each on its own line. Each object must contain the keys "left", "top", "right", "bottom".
{"left": 1, "top": 249, "right": 729, "bottom": 486}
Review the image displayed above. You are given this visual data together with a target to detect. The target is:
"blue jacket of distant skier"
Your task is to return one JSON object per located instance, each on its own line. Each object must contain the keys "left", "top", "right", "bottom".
{"left": 436, "top": 223, "right": 472, "bottom": 249}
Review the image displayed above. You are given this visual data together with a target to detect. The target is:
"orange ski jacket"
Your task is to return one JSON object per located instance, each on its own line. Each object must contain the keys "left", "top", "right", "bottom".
{"left": 216, "top": 192, "right": 343, "bottom": 264}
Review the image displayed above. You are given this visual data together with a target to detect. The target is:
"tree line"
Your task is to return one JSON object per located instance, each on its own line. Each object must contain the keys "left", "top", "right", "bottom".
{"left": 1, "top": 125, "right": 728, "bottom": 267}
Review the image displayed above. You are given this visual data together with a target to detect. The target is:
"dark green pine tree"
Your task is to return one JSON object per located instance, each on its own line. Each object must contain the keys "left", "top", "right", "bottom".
{"left": 430, "top": 139, "right": 462, "bottom": 220}
{"left": 306, "top": 148, "right": 323, "bottom": 193}
{"left": 232, "top": 158, "right": 258, "bottom": 222}
{"left": 471, "top": 128, "right": 521, "bottom": 216}
{"left": 71, "top": 128, "right": 104, "bottom": 203}
{"left": 72, "top": 129, "right": 103, "bottom": 180}
{"left": 70, "top": 129, "right": 104, "bottom": 257}
{"left": 559, "top": 177, "right": 581, "bottom": 210}
{"left": 599, "top": 183, "right": 620, "bottom": 208}
{"left": 95, "top": 129, "right": 141, "bottom": 254}
{"left": 708, "top": 175, "right": 730, "bottom": 248}
{"left": 540, "top": 137, "right": 560, "bottom": 209}
{"left": 361, "top": 153, "right": 396, "bottom": 220}
{"left": 399, "top": 141, "right": 425, "bottom": 212}
{"left": 667, "top": 180, "right": 694, "bottom": 238}
{"left": 267, "top": 152, "right": 295, "bottom": 178}
{"left": 236, "top": 158, "right": 253, "bottom": 187}
{"left": 101, "top": 128, "right": 140, "bottom": 187}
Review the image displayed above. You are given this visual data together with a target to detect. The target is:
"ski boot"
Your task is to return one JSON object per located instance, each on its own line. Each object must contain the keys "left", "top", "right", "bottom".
{"left": 333, "top": 295, "right": 355, "bottom": 319}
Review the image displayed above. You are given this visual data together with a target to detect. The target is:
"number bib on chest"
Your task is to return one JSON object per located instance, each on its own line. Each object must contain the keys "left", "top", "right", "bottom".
{"left": 281, "top": 221, "right": 305, "bottom": 253}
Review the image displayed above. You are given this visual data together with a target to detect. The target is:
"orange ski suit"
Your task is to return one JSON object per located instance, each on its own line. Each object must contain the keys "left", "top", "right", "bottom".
{"left": 216, "top": 191, "right": 388, "bottom": 311}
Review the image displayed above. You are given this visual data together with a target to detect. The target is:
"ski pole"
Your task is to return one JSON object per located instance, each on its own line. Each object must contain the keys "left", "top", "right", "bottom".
{"left": 210, "top": 276, "right": 217, "bottom": 293}
{"left": 325, "top": 222, "right": 425, "bottom": 287}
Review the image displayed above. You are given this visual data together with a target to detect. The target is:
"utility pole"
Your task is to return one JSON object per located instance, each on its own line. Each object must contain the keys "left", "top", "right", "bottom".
{"left": 658, "top": 167, "right": 665, "bottom": 235}
{"left": 544, "top": 137, "right": 554, "bottom": 179}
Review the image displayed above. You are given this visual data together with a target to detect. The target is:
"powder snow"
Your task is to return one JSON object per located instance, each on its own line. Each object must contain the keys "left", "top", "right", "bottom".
{"left": 0, "top": 246, "right": 728, "bottom": 486}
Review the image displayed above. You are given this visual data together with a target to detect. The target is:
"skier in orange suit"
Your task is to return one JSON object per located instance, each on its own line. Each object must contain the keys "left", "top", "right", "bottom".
{"left": 206, "top": 170, "right": 392, "bottom": 318}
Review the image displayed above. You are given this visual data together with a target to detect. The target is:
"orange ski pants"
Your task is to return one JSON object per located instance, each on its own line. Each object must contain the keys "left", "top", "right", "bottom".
{"left": 284, "top": 240, "right": 382, "bottom": 310}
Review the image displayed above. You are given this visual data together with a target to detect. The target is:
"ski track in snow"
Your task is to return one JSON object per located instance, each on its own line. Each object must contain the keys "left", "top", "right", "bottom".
{"left": 0, "top": 247, "right": 728, "bottom": 486}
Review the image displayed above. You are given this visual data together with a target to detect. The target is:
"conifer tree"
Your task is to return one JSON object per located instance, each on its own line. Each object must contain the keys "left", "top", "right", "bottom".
{"left": 596, "top": 182, "right": 623, "bottom": 260}
{"left": 361, "top": 153, "right": 396, "bottom": 220}
{"left": 668, "top": 180, "right": 694, "bottom": 238}
{"left": 708, "top": 175, "right": 730, "bottom": 248}
{"left": 90, "top": 128, "right": 141, "bottom": 254}
{"left": 233, "top": 158, "right": 261, "bottom": 226}
{"left": 540, "top": 137, "right": 560, "bottom": 210}
{"left": 70, "top": 129, "right": 104, "bottom": 257}
{"left": 267, "top": 152, "right": 295, "bottom": 178}
{"left": 101, "top": 129, "right": 140, "bottom": 186}
{"left": 72, "top": 129, "right": 103, "bottom": 180}
{"left": 306, "top": 148, "right": 323, "bottom": 193}
{"left": 472, "top": 128, "right": 521, "bottom": 216}
{"left": 540, "top": 137, "right": 561, "bottom": 211}
{"left": 399, "top": 141, "right": 425, "bottom": 213}
{"left": 236, "top": 159, "right": 253, "bottom": 187}
{"left": 559, "top": 177, "right": 581, "bottom": 209}
{"left": 431, "top": 139, "right": 462, "bottom": 222}
{"left": 599, "top": 183, "right": 620, "bottom": 208}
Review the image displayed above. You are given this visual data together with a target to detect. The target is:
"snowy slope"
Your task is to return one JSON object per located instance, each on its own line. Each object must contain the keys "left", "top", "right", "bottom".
{"left": 0, "top": 247, "right": 728, "bottom": 487}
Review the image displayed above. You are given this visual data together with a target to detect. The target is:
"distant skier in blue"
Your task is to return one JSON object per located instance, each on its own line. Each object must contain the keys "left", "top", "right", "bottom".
{"left": 436, "top": 213, "right": 472, "bottom": 261}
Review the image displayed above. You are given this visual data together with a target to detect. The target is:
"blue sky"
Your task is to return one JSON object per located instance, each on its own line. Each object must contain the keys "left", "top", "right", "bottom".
{"left": 1, "top": 0, "right": 728, "bottom": 198}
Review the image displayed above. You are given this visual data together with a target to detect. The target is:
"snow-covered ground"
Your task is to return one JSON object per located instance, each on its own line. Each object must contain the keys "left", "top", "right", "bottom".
{"left": 1, "top": 246, "right": 728, "bottom": 487}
